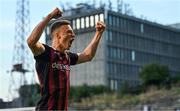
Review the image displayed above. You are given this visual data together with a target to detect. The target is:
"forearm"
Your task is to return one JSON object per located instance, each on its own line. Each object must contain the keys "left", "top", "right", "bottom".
{"left": 27, "top": 14, "right": 52, "bottom": 47}
{"left": 77, "top": 21, "right": 105, "bottom": 64}
{"left": 83, "top": 31, "right": 103, "bottom": 60}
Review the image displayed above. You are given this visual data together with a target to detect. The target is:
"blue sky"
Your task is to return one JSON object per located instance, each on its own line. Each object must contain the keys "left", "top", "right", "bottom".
{"left": 0, "top": 0, "right": 180, "bottom": 101}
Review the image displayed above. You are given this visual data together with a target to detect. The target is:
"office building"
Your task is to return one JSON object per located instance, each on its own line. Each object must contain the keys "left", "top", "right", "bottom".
{"left": 45, "top": 4, "right": 180, "bottom": 90}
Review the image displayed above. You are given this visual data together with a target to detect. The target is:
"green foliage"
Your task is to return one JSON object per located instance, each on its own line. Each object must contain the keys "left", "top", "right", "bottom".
{"left": 170, "top": 74, "right": 180, "bottom": 84}
{"left": 139, "top": 63, "right": 170, "bottom": 87}
{"left": 18, "top": 84, "right": 41, "bottom": 106}
{"left": 69, "top": 84, "right": 111, "bottom": 102}
{"left": 118, "top": 81, "right": 143, "bottom": 98}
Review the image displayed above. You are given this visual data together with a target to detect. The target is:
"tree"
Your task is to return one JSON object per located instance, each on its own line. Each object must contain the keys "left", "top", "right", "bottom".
{"left": 170, "top": 74, "right": 180, "bottom": 85}
{"left": 139, "top": 63, "right": 170, "bottom": 87}
{"left": 18, "top": 84, "right": 41, "bottom": 106}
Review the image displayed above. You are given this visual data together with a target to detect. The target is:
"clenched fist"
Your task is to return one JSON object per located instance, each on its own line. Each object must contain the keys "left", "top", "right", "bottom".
{"left": 96, "top": 21, "right": 106, "bottom": 33}
{"left": 50, "top": 8, "right": 63, "bottom": 19}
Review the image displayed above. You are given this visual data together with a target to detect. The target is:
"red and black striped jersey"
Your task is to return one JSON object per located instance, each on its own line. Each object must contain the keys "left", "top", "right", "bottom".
{"left": 34, "top": 44, "right": 78, "bottom": 111}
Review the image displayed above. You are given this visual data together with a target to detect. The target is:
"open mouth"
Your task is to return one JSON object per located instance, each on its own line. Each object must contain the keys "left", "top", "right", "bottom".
{"left": 69, "top": 39, "right": 74, "bottom": 45}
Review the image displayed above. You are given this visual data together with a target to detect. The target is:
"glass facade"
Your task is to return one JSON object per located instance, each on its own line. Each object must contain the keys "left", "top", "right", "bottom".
{"left": 106, "top": 13, "right": 180, "bottom": 90}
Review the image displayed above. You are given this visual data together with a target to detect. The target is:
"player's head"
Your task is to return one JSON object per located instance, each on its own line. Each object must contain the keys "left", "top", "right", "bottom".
{"left": 50, "top": 19, "right": 75, "bottom": 50}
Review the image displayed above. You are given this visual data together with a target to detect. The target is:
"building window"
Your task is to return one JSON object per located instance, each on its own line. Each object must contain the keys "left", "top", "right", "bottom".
{"left": 112, "top": 16, "right": 116, "bottom": 27}
{"left": 110, "top": 47, "right": 113, "bottom": 58}
{"left": 110, "top": 79, "right": 114, "bottom": 90}
{"left": 114, "top": 63, "right": 117, "bottom": 73}
{"left": 100, "top": 13, "right": 104, "bottom": 22}
{"left": 121, "top": 50, "right": 124, "bottom": 60}
{"left": 107, "top": 62, "right": 109, "bottom": 73}
{"left": 119, "top": 18, "right": 122, "bottom": 28}
{"left": 108, "top": 62, "right": 113, "bottom": 74}
{"left": 141, "top": 23, "right": 144, "bottom": 33}
{"left": 113, "top": 48, "right": 116, "bottom": 59}
{"left": 114, "top": 80, "right": 118, "bottom": 91}
{"left": 117, "top": 48, "right": 119, "bottom": 59}
{"left": 131, "top": 50, "right": 135, "bottom": 61}
{"left": 124, "top": 19, "right": 127, "bottom": 29}
{"left": 81, "top": 17, "right": 85, "bottom": 29}
{"left": 90, "top": 15, "right": 94, "bottom": 27}
{"left": 108, "top": 15, "right": 112, "bottom": 26}
{"left": 76, "top": 18, "right": 80, "bottom": 29}
{"left": 95, "top": 14, "right": 99, "bottom": 24}
{"left": 110, "top": 79, "right": 118, "bottom": 91}
{"left": 116, "top": 17, "right": 119, "bottom": 27}
{"left": 72, "top": 19, "right": 76, "bottom": 29}
{"left": 109, "top": 31, "right": 112, "bottom": 41}
{"left": 85, "top": 16, "right": 89, "bottom": 28}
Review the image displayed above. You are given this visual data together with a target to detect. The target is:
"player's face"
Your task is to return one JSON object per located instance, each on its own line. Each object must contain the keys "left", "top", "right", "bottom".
{"left": 58, "top": 25, "right": 75, "bottom": 50}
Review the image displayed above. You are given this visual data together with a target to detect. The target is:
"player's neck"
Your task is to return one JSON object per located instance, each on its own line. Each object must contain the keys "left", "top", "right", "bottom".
{"left": 52, "top": 41, "right": 65, "bottom": 53}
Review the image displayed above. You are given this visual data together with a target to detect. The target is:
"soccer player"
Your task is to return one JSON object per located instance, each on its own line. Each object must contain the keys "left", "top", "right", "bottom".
{"left": 27, "top": 8, "right": 105, "bottom": 110}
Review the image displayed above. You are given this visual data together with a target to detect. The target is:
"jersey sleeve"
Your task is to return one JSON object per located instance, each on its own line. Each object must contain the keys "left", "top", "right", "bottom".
{"left": 34, "top": 44, "right": 51, "bottom": 62}
{"left": 68, "top": 52, "right": 78, "bottom": 65}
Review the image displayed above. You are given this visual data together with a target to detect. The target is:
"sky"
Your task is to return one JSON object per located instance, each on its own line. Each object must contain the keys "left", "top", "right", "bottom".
{"left": 0, "top": 0, "right": 180, "bottom": 101}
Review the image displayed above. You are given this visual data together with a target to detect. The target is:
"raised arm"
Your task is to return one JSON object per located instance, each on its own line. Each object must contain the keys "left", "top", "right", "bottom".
{"left": 26, "top": 8, "right": 62, "bottom": 56}
{"left": 77, "top": 21, "right": 106, "bottom": 64}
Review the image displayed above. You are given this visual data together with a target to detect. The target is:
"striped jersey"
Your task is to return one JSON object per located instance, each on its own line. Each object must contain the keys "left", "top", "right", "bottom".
{"left": 34, "top": 44, "right": 78, "bottom": 111}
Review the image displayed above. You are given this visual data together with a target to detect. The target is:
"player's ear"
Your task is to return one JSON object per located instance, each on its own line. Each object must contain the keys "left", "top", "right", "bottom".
{"left": 53, "top": 31, "right": 60, "bottom": 39}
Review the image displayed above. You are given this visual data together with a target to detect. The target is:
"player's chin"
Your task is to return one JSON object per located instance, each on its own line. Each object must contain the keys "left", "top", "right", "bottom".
{"left": 66, "top": 46, "right": 71, "bottom": 50}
